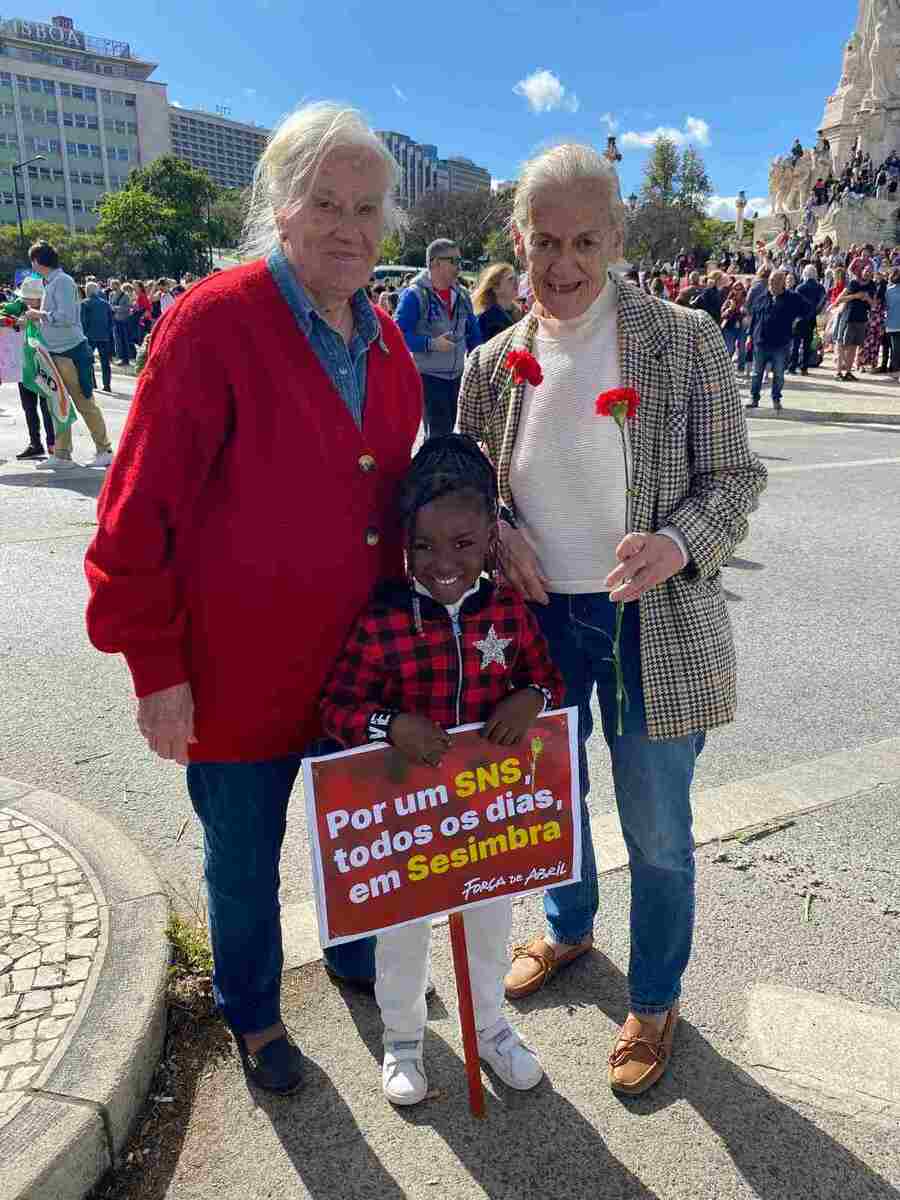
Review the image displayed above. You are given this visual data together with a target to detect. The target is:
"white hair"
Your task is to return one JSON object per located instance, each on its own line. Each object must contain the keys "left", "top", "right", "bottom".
{"left": 240, "top": 102, "right": 402, "bottom": 260}
{"left": 512, "top": 143, "right": 624, "bottom": 234}
{"left": 802, "top": 264, "right": 819, "bottom": 281}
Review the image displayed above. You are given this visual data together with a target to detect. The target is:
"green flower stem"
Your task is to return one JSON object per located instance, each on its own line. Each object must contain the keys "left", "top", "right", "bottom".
{"left": 612, "top": 596, "right": 628, "bottom": 736}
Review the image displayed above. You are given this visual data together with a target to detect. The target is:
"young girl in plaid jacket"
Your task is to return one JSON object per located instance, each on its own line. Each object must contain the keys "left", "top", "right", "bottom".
{"left": 321, "top": 434, "right": 564, "bottom": 1105}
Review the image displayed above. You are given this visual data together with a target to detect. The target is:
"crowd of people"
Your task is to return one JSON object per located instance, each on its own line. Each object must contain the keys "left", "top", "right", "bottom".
{"left": 2, "top": 256, "right": 204, "bottom": 466}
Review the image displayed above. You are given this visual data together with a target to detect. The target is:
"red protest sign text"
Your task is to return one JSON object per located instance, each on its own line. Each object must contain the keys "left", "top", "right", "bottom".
{"left": 304, "top": 709, "right": 580, "bottom": 945}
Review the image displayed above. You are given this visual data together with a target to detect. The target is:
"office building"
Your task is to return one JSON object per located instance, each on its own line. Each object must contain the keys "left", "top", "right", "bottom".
{"left": 0, "top": 14, "right": 169, "bottom": 232}
{"left": 376, "top": 130, "right": 436, "bottom": 208}
{"left": 438, "top": 156, "right": 490, "bottom": 195}
{"left": 169, "top": 107, "right": 269, "bottom": 190}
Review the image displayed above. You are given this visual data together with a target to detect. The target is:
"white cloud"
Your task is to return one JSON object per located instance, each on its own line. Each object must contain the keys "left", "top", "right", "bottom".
{"left": 243, "top": 87, "right": 257, "bottom": 98}
{"left": 392, "top": 83, "right": 408, "bottom": 103}
{"left": 513, "top": 69, "right": 579, "bottom": 114}
{"left": 620, "top": 115, "right": 711, "bottom": 149}
{"left": 171, "top": 100, "right": 184, "bottom": 108}
{"left": 706, "top": 194, "right": 771, "bottom": 220}
{"left": 600, "top": 111, "right": 618, "bottom": 132}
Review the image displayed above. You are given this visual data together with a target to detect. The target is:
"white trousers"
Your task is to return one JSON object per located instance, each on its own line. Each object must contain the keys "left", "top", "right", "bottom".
{"left": 375, "top": 898, "right": 512, "bottom": 1038}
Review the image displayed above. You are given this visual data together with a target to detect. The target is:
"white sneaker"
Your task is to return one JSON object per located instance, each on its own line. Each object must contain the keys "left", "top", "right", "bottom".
{"left": 477, "top": 1018, "right": 543, "bottom": 1090}
{"left": 382, "top": 1033, "right": 427, "bottom": 1106}
{"left": 88, "top": 450, "right": 113, "bottom": 468}
{"left": 36, "top": 455, "right": 75, "bottom": 470}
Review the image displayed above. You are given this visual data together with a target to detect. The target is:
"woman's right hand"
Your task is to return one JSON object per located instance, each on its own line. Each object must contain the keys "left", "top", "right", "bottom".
{"left": 137, "top": 682, "right": 197, "bottom": 765}
{"left": 497, "top": 520, "right": 551, "bottom": 605}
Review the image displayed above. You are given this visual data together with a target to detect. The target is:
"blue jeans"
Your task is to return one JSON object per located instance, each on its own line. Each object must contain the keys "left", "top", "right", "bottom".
{"left": 750, "top": 344, "right": 788, "bottom": 403}
{"left": 722, "top": 326, "right": 746, "bottom": 370}
{"left": 187, "top": 744, "right": 375, "bottom": 1034}
{"left": 533, "top": 594, "right": 705, "bottom": 1014}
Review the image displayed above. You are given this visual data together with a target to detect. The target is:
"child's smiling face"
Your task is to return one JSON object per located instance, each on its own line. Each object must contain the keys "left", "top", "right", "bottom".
{"left": 410, "top": 491, "right": 494, "bottom": 606}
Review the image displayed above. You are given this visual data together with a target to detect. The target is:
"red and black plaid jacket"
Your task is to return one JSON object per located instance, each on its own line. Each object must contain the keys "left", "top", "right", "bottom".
{"left": 321, "top": 578, "right": 564, "bottom": 747}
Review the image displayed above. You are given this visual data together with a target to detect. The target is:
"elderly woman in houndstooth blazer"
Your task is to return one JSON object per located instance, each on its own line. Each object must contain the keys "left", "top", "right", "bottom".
{"left": 459, "top": 142, "right": 767, "bottom": 1097}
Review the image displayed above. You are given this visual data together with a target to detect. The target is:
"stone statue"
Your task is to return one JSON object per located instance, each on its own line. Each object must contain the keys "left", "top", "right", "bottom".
{"left": 837, "top": 32, "right": 861, "bottom": 90}
{"left": 868, "top": 9, "right": 900, "bottom": 103}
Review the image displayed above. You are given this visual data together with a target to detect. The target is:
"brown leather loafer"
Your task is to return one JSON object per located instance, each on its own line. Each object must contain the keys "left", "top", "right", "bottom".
{"left": 503, "top": 934, "right": 593, "bottom": 999}
{"left": 608, "top": 1003, "right": 679, "bottom": 1095}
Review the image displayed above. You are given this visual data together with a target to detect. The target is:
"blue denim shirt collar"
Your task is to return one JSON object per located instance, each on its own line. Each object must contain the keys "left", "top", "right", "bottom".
{"left": 267, "top": 246, "right": 381, "bottom": 350}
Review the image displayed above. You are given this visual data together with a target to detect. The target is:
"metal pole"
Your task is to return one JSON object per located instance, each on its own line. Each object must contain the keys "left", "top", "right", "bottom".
{"left": 12, "top": 164, "right": 25, "bottom": 264}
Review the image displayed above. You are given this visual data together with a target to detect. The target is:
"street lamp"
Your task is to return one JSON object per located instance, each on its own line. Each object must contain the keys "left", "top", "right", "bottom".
{"left": 11, "top": 155, "right": 46, "bottom": 266}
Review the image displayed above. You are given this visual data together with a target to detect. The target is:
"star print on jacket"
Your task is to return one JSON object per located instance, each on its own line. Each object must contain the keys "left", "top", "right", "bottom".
{"left": 474, "top": 624, "right": 514, "bottom": 669}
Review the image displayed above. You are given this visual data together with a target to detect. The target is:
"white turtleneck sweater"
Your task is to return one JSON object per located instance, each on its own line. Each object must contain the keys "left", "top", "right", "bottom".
{"left": 510, "top": 284, "right": 629, "bottom": 593}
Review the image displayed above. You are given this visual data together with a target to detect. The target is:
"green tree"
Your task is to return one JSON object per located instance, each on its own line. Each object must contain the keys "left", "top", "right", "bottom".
{"left": 484, "top": 226, "right": 515, "bottom": 264}
{"left": 640, "top": 136, "right": 680, "bottom": 205}
{"left": 208, "top": 187, "right": 248, "bottom": 250}
{"left": 377, "top": 230, "right": 404, "bottom": 264}
{"left": 126, "top": 155, "right": 218, "bottom": 276}
{"left": 404, "top": 189, "right": 513, "bottom": 267}
{"left": 95, "top": 189, "right": 172, "bottom": 277}
{"left": 677, "top": 147, "right": 712, "bottom": 212}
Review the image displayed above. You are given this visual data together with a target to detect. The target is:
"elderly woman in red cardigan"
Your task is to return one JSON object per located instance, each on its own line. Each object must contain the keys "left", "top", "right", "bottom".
{"left": 84, "top": 103, "right": 422, "bottom": 1094}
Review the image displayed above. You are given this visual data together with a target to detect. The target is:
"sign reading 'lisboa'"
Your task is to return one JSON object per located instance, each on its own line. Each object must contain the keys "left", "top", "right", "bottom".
{"left": 10, "top": 20, "right": 86, "bottom": 51}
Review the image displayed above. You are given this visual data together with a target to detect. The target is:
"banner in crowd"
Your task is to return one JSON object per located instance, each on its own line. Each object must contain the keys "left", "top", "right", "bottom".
{"left": 32, "top": 341, "right": 77, "bottom": 430}
{"left": 303, "top": 709, "right": 581, "bottom": 947}
{"left": 0, "top": 327, "right": 24, "bottom": 383}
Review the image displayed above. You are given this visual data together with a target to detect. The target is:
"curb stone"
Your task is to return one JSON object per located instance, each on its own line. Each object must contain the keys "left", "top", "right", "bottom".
{"left": 0, "top": 778, "right": 169, "bottom": 1200}
{"left": 745, "top": 406, "right": 900, "bottom": 425}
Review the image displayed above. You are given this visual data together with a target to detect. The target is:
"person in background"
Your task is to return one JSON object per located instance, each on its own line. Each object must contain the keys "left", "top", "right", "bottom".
{"left": 833, "top": 265, "right": 876, "bottom": 381}
{"left": 157, "top": 278, "right": 175, "bottom": 315}
{"left": 3, "top": 275, "right": 55, "bottom": 460}
{"left": 108, "top": 278, "right": 134, "bottom": 365}
{"left": 675, "top": 270, "right": 702, "bottom": 306}
{"left": 883, "top": 267, "right": 900, "bottom": 375}
{"left": 472, "top": 262, "right": 520, "bottom": 343}
{"left": 133, "top": 281, "right": 152, "bottom": 343}
{"left": 789, "top": 265, "right": 826, "bottom": 375}
{"left": 25, "top": 240, "right": 113, "bottom": 468}
{"left": 81, "top": 281, "right": 114, "bottom": 393}
{"left": 746, "top": 268, "right": 813, "bottom": 411}
{"left": 395, "top": 239, "right": 482, "bottom": 437}
{"left": 720, "top": 280, "right": 749, "bottom": 373}
{"left": 857, "top": 269, "right": 887, "bottom": 372}
{"left": 691, "top": 269, "right": 725, "bottom": 322}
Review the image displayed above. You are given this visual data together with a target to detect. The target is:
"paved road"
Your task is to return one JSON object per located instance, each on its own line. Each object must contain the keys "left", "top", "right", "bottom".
{"left": 1, "top": 378, "right": 899, "bottom": 909}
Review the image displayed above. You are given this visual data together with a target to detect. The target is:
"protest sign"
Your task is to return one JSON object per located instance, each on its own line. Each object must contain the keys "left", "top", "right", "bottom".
{"left": 303, "top": 708, "right": 580, "bottom": 948}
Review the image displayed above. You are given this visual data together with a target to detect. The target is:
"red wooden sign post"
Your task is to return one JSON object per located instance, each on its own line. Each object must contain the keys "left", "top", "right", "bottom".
{"left": 449, "top": 911, "right": 486, "bottom": 1118}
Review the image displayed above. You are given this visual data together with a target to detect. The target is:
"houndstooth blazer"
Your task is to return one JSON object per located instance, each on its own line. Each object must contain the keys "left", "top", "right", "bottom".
{"left": 458, "top": 276, "right": 768, "bottom": 741}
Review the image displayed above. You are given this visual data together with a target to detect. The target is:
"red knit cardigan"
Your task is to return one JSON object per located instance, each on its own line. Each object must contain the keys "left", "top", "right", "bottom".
{"left": 84, "top": 259, "right": 423, "bottom": 762}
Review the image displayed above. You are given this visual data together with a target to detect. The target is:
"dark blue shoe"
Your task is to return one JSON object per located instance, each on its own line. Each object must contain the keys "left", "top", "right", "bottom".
{"left": 234, "top": 1032, "right": 305, "bottom": 1094}
{"left": 322, "top": 935, "right": 376, "bottom": 988}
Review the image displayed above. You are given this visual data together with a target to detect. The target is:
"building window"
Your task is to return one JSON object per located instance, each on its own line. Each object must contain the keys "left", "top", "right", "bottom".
{"left": 71, "top": 85, "right": 84, "bottom": 100}
{"left": 100, "top": 89, "right": 111, "bottom": 103}
{"left": 85, "top": 87, "right": 96, "bottom": 101}
{"left": 52, "top": 167, "right": 63, "bottom": 181}
{"left": 46, "top": 110, "right": 57, "bottom": 124}
{"left": 59, "top": 83, "right": 71, "bottom": 97}
{"left": 72, "top": 197, "right": 83, "bottom": 212}
{"left": 55, "top": 196, "right": 66, "bottom": 209}
{"left": 39, "top": 167, "right": 51, "bottom": 181}
{"left": 49, "top": 139, "right": 60, "bottom": 154}
{"left": 127, "top": 122, "right": 137, "bottom": 135}
{"left": 30, "top": 78, "right": 42, "bottom": 92}
{"left": 43, "top": 80, "right": 55, "bottom": 95}
{"left": 93, "top": 172, "right": 104, "bottom": 186}
{"left": 1, "top": 191, "right": 13, "bottom": 205}
{"left": 0, "top": 73, "right": 11, "bottom": 87}
{"left": 75, "top": 113, "right": 86, "bottom": 128}
{"left": 63, "top": 112, "right": 73, "bottom": 126}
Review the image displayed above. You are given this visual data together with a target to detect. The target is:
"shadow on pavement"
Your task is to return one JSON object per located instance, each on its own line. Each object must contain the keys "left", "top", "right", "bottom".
{"left": 332, "top": 977, "right": 663, "bottom": 1200}
{"left": 508, "top": 952, "right": 900, "bottom": 1200}
{"left": 0, "top": 468, "right": 105, "bottom": 500}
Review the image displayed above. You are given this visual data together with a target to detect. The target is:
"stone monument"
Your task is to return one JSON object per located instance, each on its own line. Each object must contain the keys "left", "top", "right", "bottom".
{"left": 820, "top": 0, "right": 900, "bottom": 169}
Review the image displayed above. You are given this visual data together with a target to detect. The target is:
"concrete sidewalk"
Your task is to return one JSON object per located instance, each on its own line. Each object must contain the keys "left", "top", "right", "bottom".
{"left": 740, "top": 355, "right": 900, "bottom": 424}
{"left": 0, "top": 779, "right": 169, "bottom": 1200}
{"left": 100, "top": 786, "right": 899, "bottom": 1200}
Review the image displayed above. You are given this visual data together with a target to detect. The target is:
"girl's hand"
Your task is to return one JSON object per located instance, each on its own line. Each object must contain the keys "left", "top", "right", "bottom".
{"left": 390, "top": 713, "right": 451, "bottom": 766}
{"left": 482, "top": 689, "right": 543, "bottom": 746}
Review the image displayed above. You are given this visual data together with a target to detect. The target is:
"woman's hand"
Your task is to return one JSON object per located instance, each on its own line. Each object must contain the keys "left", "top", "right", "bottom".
{"left": 606, "top": 533, "right": 685, "bottom": 603}
{"left": 389, "top": 714, "right": 451, "bottom": 767}
{"left": 482, "top": 689, "right": 544, "bottom": 746}
{"left": 497, "top": 520, "right": 551, "bottom": 605}
{"left": 137, "top": 682, "right": 197, "bottom": 765}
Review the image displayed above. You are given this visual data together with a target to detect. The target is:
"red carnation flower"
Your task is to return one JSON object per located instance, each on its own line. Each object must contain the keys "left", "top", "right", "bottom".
{"left": 596, "top": 386, "right": 640, "bottom": 424}
{"left": 505, "top": 349, "right": 543, "bottom": 387}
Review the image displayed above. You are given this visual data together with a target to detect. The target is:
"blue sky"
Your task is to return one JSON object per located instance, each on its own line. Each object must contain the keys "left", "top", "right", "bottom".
{"left": 64, "top": 1, "right": 860, "bottom": 217}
